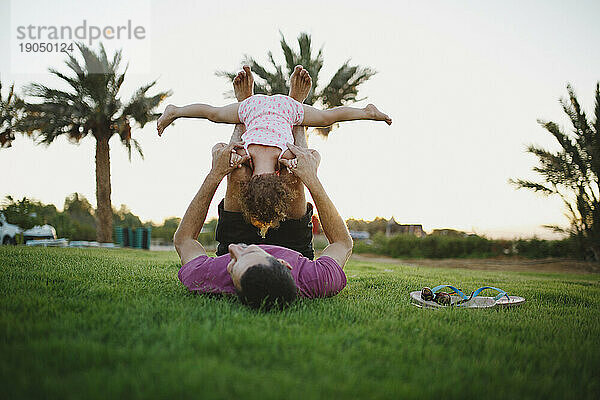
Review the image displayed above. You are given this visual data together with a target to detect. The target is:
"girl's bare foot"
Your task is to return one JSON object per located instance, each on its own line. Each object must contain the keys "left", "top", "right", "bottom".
{"left": 157, "top": 104, "right": 178, "bottom": 136}
{"left": 233, "top": 65, "right": 254, "bottom": 101}
{"left": 289, "top": 65, "right": 312, "bottom": 103}
{"left": 365, "top": 104, "right": 392, "bottom": 125}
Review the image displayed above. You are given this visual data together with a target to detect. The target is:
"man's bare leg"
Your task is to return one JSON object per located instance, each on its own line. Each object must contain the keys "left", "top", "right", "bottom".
{"left": 283, "top": 65, "right": 314, "bottom": 219}
{"left": 228, "top": 65, "right": 254, "bottom": 144}
{"left": 224, "top": 66, "right": 255, "bottom": 212}
{"left": 288, "top": 65, "right": 311, "bottom": 148}
{"left": 285, "top": 126, "right": 308, "bottom": 219}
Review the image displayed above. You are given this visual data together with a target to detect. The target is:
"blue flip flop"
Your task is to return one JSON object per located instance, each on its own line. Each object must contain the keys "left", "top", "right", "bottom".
{"left": 470, "top": 286, "right": 525, "bottom": 307}
{"left": 410, "top": 284, "right": 525, "bottom": 309}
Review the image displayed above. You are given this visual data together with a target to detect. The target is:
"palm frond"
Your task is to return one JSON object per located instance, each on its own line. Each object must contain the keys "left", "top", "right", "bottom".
{"left": 537, "top": 120, "right": 589, "bottom": 183}
{"left": 116, "top": 118, "right": 142, "bottom": 161}
{"left": 111, "top": 49, "right": 123, "bottom": 72}
{"left": 542, "top": 224, "right": 569, "bottom": 234}
{"left": 279, "top": 32, "right": 296, "bottom": 75}
{"left": 508, "top": 178, "right": 555, "bottom": 195}
{"left": 0, "top": 81, "right": 22, "bottom": 148}
{"left": 76, "top": 42, "right": 108, "bottom": 74}
{"left": 112, "top": 63, "right": 128, "bottom": 97}
{"left": 122, "top": 80, "right": 172, "bottom": 127}
{"left": 64, "top": 52, "right": 86, "bottom": 80}
{"left": 320, "top": 60, "right": 377, "bottom": 108}
{"left": 132, "top": 138, "right": 144, "bottom": 159}
{"left": 297, "top": 33, "right": 312, "bottom": 64}
{"left": 47, "top": 68, "right": 82, "bottom": 93}
{"left": 565, "top": 84, "right": 593, "bottom": 138}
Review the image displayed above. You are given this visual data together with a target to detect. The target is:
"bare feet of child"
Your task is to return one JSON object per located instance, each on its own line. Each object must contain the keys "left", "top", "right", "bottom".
{"left": 365, "top": 104, "right": 392, "bottom": 125}
{"left": 157, "top": 104, "right": 178, "bottom": 136}
{"left": 289, "top": 65, "right": 312, "bottom": 103}
{"left": 234, "top": 65, "right": 254, "bottom": 102}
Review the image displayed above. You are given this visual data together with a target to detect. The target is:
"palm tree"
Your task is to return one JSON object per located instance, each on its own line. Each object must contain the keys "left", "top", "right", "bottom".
{"left": 0, "top": 80, "right": 23, "bottom": 148}
{"left": 511, "top": 83, "right": 600, "bottom": 261}
{"left": 18, "top": 43, "right": 171, "bottom": 242}
{"left": 218, "top": 32, "right": 376, "bottom": 136}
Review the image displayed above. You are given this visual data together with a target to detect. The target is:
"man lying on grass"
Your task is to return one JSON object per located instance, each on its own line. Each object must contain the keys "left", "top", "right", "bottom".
{"left": 173, "top": 140, "right": 353, "bottom": 310}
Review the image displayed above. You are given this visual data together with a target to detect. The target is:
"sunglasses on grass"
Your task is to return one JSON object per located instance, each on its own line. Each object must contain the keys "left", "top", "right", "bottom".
{"left": 420, "top": 287, "right": 452, "bottom": 306}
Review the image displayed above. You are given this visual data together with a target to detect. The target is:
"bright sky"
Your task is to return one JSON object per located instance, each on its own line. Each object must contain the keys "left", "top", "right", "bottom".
{"left": 1, "top": 0, "right": 599, "bottom": 239}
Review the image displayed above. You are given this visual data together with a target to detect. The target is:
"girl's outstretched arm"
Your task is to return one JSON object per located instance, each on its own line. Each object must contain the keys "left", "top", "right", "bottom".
{"left": 177, "top": 102, "right": 240, "bottom": 123}
{"left": 301, "top": 103, "right": 392, "bottom": 127}
{"left": 157, "top": 102, "right": 241, "bottom": 135}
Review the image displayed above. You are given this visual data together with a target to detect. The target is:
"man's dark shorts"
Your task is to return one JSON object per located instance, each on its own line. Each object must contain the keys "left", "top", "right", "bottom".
{"left": 215, "top": 199, "right": 315, "bottom": 260}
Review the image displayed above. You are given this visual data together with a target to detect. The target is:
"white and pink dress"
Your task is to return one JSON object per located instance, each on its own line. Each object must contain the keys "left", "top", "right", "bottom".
{"left": 238, "top": 94, "right": 305, "bottom": 158}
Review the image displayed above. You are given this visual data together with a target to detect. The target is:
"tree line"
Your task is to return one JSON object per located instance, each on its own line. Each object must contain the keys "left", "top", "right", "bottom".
{"left": 0, "top": 194, "right": 196, "bottom": 243}
{"left": 352, "top": 232, "right": 585, "bottom": 260}
{"left": 0, "top": 194, "right": 591, "bottom": 260}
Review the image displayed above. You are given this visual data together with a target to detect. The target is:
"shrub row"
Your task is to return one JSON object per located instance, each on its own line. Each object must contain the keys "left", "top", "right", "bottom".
{"left": 352, "top": 233, "right": 582, "bottom": 259}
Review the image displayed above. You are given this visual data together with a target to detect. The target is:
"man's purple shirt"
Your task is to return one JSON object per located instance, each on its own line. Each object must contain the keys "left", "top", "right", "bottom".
{"left": 178, "top": 244, "right": 347, "bottom": 298}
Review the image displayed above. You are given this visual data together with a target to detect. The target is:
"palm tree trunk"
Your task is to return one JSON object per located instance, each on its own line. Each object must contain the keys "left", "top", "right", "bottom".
{"left": 95, "top": 135, "right": 113, "bottom": 242}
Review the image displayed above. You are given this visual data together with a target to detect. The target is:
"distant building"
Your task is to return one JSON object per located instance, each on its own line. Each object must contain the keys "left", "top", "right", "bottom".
{"left": 385, "top": 217, "right": 426, "bottom": 237}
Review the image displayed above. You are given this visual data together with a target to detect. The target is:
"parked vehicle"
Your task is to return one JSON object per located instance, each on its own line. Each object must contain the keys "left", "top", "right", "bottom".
{"left": 23, "top": 224, "right": 57, "bottom": 242}
{"left": 0, "top": 213, "right": 21, "bottom": 245}
{"left": 0, "top": 212, "right": 57, "bottom": 245}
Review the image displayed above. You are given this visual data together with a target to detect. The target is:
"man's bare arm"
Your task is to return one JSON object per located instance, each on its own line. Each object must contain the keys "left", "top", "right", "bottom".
{"left": 174, "top": 142, "right": 248, "bottom": 265}
{"left": 304, "top": 176, "right": 353, "bottom": 267}
{"left": 173, "top": 171, "right": 221, "bottom": 265}
{"left": 281, "top": 144, "right": 353, "bottom": 268}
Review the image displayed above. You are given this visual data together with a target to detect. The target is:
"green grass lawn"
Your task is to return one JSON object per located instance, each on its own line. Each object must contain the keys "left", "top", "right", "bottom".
{"left": 1, "top": 246, "right": 599, "bottom": 399}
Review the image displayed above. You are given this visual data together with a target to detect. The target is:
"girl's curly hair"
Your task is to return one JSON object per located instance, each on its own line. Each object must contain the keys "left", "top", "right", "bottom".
{"left": 238, "top": 172, "right": 297, "bottom": 235}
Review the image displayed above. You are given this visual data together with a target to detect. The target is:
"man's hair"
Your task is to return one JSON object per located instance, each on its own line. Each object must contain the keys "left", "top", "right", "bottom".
{"left": 238, "top": 172, "right": 296, "bottom": 233}
{"left": 236, "top": 256, "right": 297, "bottom": 311}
